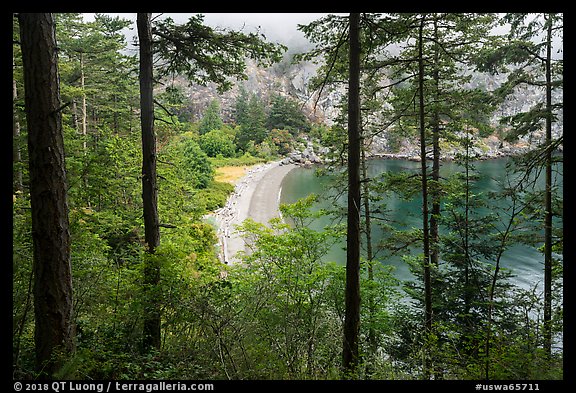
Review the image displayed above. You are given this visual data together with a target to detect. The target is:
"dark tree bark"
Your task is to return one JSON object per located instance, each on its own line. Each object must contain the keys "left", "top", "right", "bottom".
{"left": 429, "top": 17, "right": 441, "bottom": 280}
{"left": 13, "top": 69, "right": 23, "bottom": 193}
{"left": 361, "top": 145, "right": 377, "bottom": 364}
{"left": 417, "top": 15, "right": 433, "bottom": 379}
{"left": 343, "top": 12, "right": 361, "bottom": 375}
{"left": 542, "top": 14, "right": 553, "bottom": 357}
{"left": 18, "top": 12, "right": 75, "bottom": 377}
{"left": 417, "top": 16, "right": 433, "bottom": 332}
{"left": 137, "top": 12, "right": 161, "bottom": 351}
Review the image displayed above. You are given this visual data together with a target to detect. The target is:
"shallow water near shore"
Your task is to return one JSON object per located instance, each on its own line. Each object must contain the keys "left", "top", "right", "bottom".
{"left": 280, "top": 157, "right": 564, "bottom": 293}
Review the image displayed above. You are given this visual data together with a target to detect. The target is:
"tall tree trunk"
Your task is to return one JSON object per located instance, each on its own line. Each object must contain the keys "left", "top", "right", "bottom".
{"left": 13, "top": 66, "right": 23, "bottom": 193}
{"left": 429, "top": 17, "right": 444, "bottom": 380}
{"left": 463, "top": 131, "right": 472, "bottom": 326}
{"left": 70, "top": 100, "right": 80, "bottom": 132}
{"left": 19, "top": 12, "right": 75, "bottom": 377}
{"left": 543, "top": 13, "right": 553, "bottom": 357}
{"left": 79, "top": 52, "right": 92, "bottom": 208}
{"left": 137, "top": 12, "right": 161, "bottom": 351}
{"left": 429, "top": 17, "right": 441, "bottom": 281}
{"left": 361, "top": 145, "right": 377, "bottom": 363}
{"left": 343, "top": 12, "right": 361, "bottom": 375}
{"left": 417, "top": 14, "right": 433, "bottom": 379}
{"left": 80, "top": 52, "right": 88, "bottom": 153}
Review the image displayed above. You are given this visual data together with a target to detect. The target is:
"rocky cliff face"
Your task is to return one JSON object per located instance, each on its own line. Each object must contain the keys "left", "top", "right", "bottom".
{"left": 166, "top": 57, "right": 320, "bottom": 123}
{"left": 169, "top": 56, "right": 562, "bottom": 159}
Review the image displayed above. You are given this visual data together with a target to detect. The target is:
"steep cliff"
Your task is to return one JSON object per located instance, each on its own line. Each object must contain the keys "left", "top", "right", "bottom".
{"left": 165, "top": 55, "right": 563, "bottom": 159}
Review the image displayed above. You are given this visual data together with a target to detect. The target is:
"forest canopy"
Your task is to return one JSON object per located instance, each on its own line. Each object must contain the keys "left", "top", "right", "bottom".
{"left": 12, "top": 12, "right": 563, "bottom": 383}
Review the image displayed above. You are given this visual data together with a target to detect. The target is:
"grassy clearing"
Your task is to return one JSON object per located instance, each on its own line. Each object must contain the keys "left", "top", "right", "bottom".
{"left": 214, "top": 165, "right": 258, "bottom": 184}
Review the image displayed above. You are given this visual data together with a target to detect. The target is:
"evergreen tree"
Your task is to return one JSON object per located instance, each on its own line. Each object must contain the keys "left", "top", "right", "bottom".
{"left": 233, "top": 84, "right": 250, "bottom": 126}
{"left": 135, "top": 13, "right": 284, "bottom": 350}
{"left": 137, "top": 12, "right": 162, "bottom": 351}
{"left": 366, "top": 13, "right": 497, "bottom": 377}
{"left": 198, "top": 99, "right": 224, "bottom": 135}
{"left": 476, "top": 13, "right": 563, "bottom": 357}
{"left": 236, "top": 93, "right": 268, "bottom": 151}
{"left": 18, "top": 12, "right": 76, "bottom": 377}
{"left": 12, "top": 12, "right": 564, "bottom": 381}
{"left": 152, "top": 14, "right": 285, "bottom": 92}
{"left": 266, "top": 94, "right": 310, "bottom": 136}
{"left": 55, "top": 13, "right": 138, "bottom": 211}
{"left": 56, "top": 14, "right": 135, "bottom": 140}
{"left": 343, "top": 12, "right": 362, "bottom": 376}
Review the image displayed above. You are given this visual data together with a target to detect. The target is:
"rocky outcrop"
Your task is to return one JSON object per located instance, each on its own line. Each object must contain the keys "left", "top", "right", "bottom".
{"left": 162, "top": 55, "right": 562, "bottom": 162}
{"left": 280, "top": 139, "right": 325, "bottom": 167}
{"left": 367, "top": 129, "right": 559, "bottom": 161}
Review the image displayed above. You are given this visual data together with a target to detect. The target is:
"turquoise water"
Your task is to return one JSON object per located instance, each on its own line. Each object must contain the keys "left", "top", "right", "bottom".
{"left": 279, "top": 157, "right": 563, "bottom": 291}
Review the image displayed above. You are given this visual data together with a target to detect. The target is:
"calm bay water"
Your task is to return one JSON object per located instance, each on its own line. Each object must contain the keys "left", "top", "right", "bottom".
{"left": 279, "top": 157, "right": 563, "bottom": 291}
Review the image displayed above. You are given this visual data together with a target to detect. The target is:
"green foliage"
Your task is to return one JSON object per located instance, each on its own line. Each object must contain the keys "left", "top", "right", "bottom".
{"left": 228, "top": 196, "right": 346, "bottom": 378}
{"left": 156, "top": 85, "right": 193, "bottom": 123}
{"left": 12, "top": 196, "right": 34, "bottom": 377}
{"left": 266, "top": 94, "right": 310, "bottom": 136}
{"left": 199, "top": 128, "right": 236, "bottom": 158}
{"left": 236, "top": 93, "right": 268, "bottom": 151}
{"left": 267, "top": 128, "right": 294, "bottom": 155}
{"left": 153, "top": 15, "right": 285, "bottom": 93}
{"left": 56, "top": 13, "right": 138, "bottom": 134}
{"left": 232, "top": 87, "right": 309, "bottom": 158}
{"left": 13, "top": 12, "right": 563, "bottom": 381}
{"left": 195, "top": 180, "right": 235, "bottom": 211}
{"left": 174, "top": 136, "right": 214, "bottom": 189}
{"left": 198, "top": 99, "right": 224, "bottom": 135}
{"left": 233, "top": 84, "right": 250, "bottom": 126}
{"left": 209, "top": 152, "right": 267, "bottom": 168}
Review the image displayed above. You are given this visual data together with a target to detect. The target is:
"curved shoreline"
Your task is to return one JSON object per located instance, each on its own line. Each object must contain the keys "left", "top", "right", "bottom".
{"left": 213, "top": 161, "right": 297, "bottom": 264}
